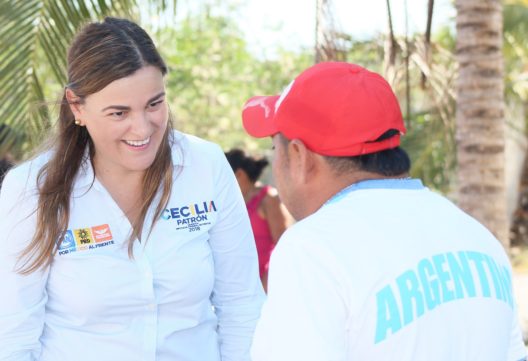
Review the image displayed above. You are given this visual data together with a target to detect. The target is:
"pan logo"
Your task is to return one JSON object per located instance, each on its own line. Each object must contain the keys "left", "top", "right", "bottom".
{"left": 58, "top": 230, "right": 76, "bottom": 251}
{"left": 58, "top": 224, "right": 115, "bottom": 256}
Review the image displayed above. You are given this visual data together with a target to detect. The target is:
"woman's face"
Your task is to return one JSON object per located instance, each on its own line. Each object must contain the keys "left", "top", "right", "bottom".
{"left": 69, "top": 66, "right": 168, "bottom": 177}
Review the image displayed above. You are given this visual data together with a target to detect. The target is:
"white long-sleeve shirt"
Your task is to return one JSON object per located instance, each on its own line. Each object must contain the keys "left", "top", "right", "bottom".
{"left": 0, "top": 131, "right": 265, "bottom": 361}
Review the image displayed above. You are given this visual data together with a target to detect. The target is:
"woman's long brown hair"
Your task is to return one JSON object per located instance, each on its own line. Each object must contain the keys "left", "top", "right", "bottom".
{"left": 17, "top": 17, "right": 174, "bottom": 274}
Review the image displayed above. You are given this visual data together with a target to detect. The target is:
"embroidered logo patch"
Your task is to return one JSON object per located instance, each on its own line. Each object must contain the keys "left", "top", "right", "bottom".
{"left": 58, "top": 230, "right": 76, "bottom": 251}
{"left": 92, "top": 224, "right": 113, "bottom": 243}
{"left": 58, "top": 224, "right": 115, "bottom": 256}
{"left": 74, "top": 228, "right": 95, "bottom": 246}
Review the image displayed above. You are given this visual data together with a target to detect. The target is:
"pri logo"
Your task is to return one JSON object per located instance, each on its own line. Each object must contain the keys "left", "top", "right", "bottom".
{"left": 91, "top": 224, "right": 113, "bottom": 243}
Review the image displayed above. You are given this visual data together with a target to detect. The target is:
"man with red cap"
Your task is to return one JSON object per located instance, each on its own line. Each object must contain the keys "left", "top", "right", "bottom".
{"left": 242, "top": 62, "right": 526, "bottom": 361}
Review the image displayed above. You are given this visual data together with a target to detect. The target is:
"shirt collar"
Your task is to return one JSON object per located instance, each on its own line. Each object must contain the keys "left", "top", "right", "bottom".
{"left": 171, "top": 130, "right": 190, "bottom": 167}
{"left": 348, "top": 178, "right": 424, "bottom": 191}
{"left": 325, "top": 178, "right": 425, "bottom": 206}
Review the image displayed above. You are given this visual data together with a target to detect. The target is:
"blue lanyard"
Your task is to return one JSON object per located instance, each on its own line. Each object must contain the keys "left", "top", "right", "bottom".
{"left": 324, "top": 178, "right": 424, "bottom": 206}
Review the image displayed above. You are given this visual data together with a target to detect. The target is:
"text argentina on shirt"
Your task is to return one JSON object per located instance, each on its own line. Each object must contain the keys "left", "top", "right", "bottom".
{"left": 375, "top": 250, "right": 514, "bottom": 343}
{"left": 161, "top": 200, "right": 217, "bottom": 232}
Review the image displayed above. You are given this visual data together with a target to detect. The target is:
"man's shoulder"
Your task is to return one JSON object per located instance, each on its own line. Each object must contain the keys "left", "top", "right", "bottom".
{"left": 274, "top": 216, "right": 333, "bottom": 256}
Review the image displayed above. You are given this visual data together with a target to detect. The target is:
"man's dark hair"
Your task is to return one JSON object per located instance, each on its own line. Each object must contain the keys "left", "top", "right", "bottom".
{"left": 324, "top": 130, "right": 411, "bottom": 177}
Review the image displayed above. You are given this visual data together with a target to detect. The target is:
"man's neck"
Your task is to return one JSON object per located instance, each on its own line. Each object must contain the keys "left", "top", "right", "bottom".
{"left": 296, "top": 171, "right": 409, "bottom": 221}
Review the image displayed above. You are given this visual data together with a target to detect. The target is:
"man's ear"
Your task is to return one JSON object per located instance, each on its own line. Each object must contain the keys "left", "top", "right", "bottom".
{"left": 288, "top": 139, "right": 316, "bottom": 185}
{"left": 65, "top": 88, "right": 83, "bottom": 120}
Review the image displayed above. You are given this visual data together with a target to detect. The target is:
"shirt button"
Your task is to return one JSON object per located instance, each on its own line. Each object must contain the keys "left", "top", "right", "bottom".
{"left": 147, "top": 304, "right": 156, "bottom": 311}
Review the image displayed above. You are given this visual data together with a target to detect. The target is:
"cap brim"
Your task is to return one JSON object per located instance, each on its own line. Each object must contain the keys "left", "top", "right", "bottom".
{"left": 242, "top": 95, "right": 280, "bottom": 138}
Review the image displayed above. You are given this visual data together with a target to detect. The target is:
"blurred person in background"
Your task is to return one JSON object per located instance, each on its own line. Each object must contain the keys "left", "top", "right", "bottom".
{"left": 226, "top": 148, "right": 290, "bottom": 291}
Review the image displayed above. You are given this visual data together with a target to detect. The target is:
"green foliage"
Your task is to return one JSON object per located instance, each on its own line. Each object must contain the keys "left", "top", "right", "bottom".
{"left": 402, "top": 111, "right": 455, "bottom": 191}
{"left": 157, "top": 10, "right": 312, "bottom": 152}
{"left": 432, "top": 25, "right": 455, "bottom": 51}
{"left": 345, "top": 38, "right": 385, "bottom": 74}
{"left": 504, "top": 2, "right": 528, "bottom": 104}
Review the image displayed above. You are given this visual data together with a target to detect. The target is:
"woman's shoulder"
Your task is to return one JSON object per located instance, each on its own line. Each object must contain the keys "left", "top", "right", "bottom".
{"left": 171, "top": 130, "right": 225, "bottom": 165}
{"left": 0, "top": 151, "right": 52, "bottom": 207}
{"left": 4, "top": 152, "right": 52, "bottom": 188}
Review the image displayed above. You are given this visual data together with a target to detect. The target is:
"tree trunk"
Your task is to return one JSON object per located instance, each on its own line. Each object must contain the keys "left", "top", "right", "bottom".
{"left": 455, "top": 0, "right": 508, "bottom": 247}
{"left": 383, "top": 0, "right": 397, "bottom": 75}
{"left": 422, "top": 0, "right": 435, "bottom": 88}
{"left": 315, "top": 0, "right": 344, "bottom": 62}
{"left": 315, "top": 0, "right": 328, "bottom": 63}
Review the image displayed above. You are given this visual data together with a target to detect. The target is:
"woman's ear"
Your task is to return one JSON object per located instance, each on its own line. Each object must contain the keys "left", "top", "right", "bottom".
{"left": 65, "top": 88, "right": 83, "bottom": 120}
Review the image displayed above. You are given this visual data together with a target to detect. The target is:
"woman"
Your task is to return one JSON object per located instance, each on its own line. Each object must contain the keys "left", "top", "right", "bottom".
{"left": 0, "top": 18, "right": 264, "bottom": 361}
{"left": 225, "top": 148, "right": 290, "bottom": 291}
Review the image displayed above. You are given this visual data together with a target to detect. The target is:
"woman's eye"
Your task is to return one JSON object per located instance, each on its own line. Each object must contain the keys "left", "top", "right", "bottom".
{"left": 108, "top": 111, "right": 126, "bottom": 119}
{"left": 149, "top": 100, "right": 164, "bottom": 109}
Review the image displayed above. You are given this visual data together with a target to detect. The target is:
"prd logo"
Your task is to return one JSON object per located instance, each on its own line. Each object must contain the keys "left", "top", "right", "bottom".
{"left": 74, "top": 228, "right": 95, "bottom": 246}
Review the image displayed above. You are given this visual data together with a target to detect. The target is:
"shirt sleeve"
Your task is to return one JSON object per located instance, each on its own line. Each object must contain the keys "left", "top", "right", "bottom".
{"left": 208, "top": 148, "right": 265, "bottom": 361}
{"left": 251, "top": 230, "right": 349, "bottom": 361}
{"left": 0, "top": 168, "right": 49, "bottom": 360}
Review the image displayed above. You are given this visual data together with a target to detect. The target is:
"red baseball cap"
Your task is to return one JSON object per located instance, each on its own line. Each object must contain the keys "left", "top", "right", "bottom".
{"left": 242, "top": 62, "right": 406, "bottom": 156}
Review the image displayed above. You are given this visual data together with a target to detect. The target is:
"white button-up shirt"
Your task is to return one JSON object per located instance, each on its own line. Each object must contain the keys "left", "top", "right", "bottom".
{"left": 0, "top": 132, "right": 265, "bottom": 361}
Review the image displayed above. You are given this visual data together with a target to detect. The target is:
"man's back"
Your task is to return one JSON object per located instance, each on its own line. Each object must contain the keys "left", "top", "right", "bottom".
{"left": 253, "top": 179, "right": 526, "bottom": 361}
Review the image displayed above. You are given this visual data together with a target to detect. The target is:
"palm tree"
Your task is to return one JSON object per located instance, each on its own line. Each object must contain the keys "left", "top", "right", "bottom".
{"left": 455, "top": 0, "right": 508, "bottom": 246}
{"left": 0, "top": 1, "right": 176, "bottom": 158}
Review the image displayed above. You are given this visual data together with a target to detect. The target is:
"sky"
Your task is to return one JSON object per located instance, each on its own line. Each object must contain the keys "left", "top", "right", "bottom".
{"left": 172, "top": 0, "right": 456, "bottom": 58}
